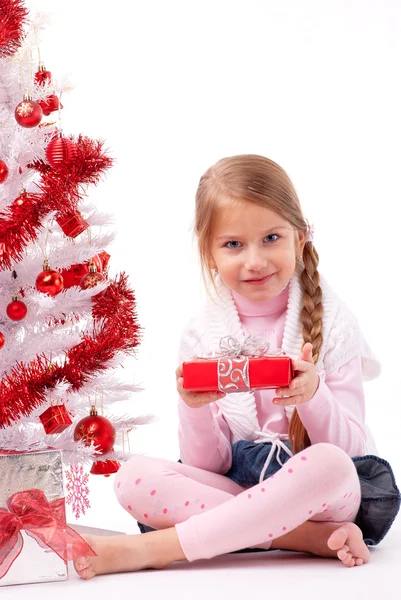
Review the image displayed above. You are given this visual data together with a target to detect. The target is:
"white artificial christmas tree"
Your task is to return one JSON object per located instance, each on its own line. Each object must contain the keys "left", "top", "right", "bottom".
{"left": 0, "top": 0, "right": 154, "bottom": 499}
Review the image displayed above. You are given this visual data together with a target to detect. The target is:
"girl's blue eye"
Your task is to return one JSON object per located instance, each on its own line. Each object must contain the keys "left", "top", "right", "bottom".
{"left": 226, "top": 241, "right": 241, "bottom": 249}
{"left": 265, "top": 234, "right": 279, "bottom": 243}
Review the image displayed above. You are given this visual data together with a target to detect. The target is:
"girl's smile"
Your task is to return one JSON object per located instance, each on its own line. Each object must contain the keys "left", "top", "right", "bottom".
{"left": 242, "top": 273, "right": 275, "bottom": 285}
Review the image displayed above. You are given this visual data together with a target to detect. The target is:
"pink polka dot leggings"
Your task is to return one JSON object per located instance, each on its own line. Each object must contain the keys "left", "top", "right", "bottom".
{"left": 114, "top": 442, "right": 361, "bottom": 562}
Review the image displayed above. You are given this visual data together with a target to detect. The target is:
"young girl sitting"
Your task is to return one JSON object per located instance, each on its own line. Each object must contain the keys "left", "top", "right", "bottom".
{"left": 74, "top": 154, "right": 400, "bottom": 579}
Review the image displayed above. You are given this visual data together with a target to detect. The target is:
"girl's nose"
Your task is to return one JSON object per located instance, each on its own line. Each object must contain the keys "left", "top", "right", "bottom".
{"left": 244, "top": 248, "right": 267, "bottom": 271}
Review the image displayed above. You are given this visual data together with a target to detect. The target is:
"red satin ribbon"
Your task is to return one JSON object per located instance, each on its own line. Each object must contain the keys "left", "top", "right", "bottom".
{"left": 0, "top": 488, "right": 96, "bottom": 579}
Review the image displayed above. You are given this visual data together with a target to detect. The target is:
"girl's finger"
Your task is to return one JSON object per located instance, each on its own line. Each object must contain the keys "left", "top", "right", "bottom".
{"left": 274, "top": 386, "right": 298, "bottom": 398}
{"left": 289, "top": 375, "right": 306, "bottom": 390}
{"left": 273, "top": 394, "right": 304, "bottom": 406}
{"left": 292, "top": 359, "right": 311, "bottom": 372}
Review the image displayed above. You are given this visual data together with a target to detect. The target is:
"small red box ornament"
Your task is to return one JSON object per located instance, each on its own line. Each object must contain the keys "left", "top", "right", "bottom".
{"left": 56, "top": 211, "right": 89, "bottom": 238}
{"left": 182, "top": 336, "right": 293, "bottom": 393}
{"left": 39, "top": 404, "right": 72, "bottom": 434}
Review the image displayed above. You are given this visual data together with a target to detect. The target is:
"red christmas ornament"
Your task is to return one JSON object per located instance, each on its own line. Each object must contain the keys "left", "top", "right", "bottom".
{"left": 74, "top": 406, "right": 115, "bottom": 454}
{"left": 36, "top": 260, "right": 64, "bottom": 296}
{"left": 0, "top": 160, "right": 8, "bottom": 183}
{"left": 35, "top": 62, "right": 52, "bottom": 85}
{"left": 90, "top": 453, "right": 120, "bottom": 477}
{"left": 80, "top": 261, "right": 106, "bottom": 295}
{"left": 13, "top": 188, "right": 27, "bottom": 207}
{"left": 39, "top": 403, "right": 72, "bottom": 434}
{"left": 0, "top": 332, "right": 5, "bottom": 349}
{"left": 15, "top": 93, "right": 43, "bottom": 128}
{"left": 46, "top": 135, "right": 77, "bottom": 168}
{"left": 39, "top": 94, "right": 63, "bottom": 116}
{"left": 6, "top": 297, "right": 27, "bottom": 320}
{"left": 56, "top": 210, "right": 89, "bottom": 238}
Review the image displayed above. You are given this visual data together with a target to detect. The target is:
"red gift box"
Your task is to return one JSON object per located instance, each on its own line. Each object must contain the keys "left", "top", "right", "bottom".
{"left": 182, "top": 355, "right": 293, "bottom": 393}
{"left": 39, "top": 404, "right": 72, "bottom": 434}
{"left": 56, "top": 211, "right": 89, "bottom": 238}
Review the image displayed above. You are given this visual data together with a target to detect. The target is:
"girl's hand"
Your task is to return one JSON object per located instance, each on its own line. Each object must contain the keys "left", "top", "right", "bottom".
{"left": 273, "top": 343, "right": 319, "bottom": 406}
{"left": 176, "top": 365, "right": 226, "bottom": 408}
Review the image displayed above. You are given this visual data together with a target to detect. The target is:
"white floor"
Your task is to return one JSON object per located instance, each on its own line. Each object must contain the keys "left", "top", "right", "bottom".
{"left": 2, "top": 515, "right": 400, "bottom": 600}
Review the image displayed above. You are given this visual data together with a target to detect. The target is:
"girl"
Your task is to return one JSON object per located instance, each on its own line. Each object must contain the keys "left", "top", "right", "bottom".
{"left": 74, "top": 155, "right": 400, "bottom": 579}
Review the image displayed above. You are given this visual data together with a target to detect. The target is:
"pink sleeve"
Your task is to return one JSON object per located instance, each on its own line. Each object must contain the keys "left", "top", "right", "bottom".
{"left": 177, "top": 321, "right": 232, "bottom": 474}
{"left": 178, "top": 397, "right": 232, "bottom": 474}
{"left": 295, "top": 355, "right": 366, "bottom": 456}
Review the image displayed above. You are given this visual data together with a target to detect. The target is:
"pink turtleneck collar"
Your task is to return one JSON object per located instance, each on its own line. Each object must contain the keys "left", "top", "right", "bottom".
{"left": 231, "top": 283, "right": 289, "bottom": 317}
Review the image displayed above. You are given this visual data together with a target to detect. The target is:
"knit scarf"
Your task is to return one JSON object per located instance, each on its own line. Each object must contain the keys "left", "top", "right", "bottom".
{"left": 199, "top": 265, "right": 380, "bottom": 446}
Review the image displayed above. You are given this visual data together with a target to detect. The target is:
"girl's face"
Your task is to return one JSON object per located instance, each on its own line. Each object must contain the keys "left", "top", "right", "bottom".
{"left": 210, "top": 202, "right": 306, "bottom": 302}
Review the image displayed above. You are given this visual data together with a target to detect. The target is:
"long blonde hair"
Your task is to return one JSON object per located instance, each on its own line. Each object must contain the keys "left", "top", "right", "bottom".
{"left": 194, "top": 154, "right": 323, "bottom": 454}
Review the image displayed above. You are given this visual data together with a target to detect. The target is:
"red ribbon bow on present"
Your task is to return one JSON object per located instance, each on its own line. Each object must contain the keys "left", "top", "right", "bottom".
{"left": 0, "top": 488, "right": 96, "bottom": 579}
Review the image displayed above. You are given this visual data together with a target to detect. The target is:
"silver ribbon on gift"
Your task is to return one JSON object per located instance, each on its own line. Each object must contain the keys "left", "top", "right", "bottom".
{"left": 199, "top": 336, "right": 284, "bottom": 393}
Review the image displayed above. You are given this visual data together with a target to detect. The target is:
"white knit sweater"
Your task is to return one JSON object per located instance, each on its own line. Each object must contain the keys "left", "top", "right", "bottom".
{"left": 179, "top": 264, "right": 380, "bottom": 456}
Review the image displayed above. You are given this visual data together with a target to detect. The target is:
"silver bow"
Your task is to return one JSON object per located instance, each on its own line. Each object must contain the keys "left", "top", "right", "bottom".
{"left": 199, "top": 335, "right": 283, "bottom": 359}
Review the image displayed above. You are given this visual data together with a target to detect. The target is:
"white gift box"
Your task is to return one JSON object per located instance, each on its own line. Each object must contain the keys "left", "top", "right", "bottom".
{"left": 0, "top": 449, "right": 68, "bottom": 587}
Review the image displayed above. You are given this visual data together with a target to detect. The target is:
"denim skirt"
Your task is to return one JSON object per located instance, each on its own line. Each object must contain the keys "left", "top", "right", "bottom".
{"left": 137, "top": 441, "right": 401, "bottom": 548}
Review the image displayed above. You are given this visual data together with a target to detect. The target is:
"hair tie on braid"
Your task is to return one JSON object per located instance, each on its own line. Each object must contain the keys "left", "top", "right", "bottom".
{"left": 305, "top": 218, "right": 314, "bottom": 243}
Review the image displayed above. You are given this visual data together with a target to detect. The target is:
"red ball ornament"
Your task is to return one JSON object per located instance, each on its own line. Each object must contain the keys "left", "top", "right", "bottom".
{"left": 80, "top": 262, "right": 106, "bottom": 295}
{"left": 0, "top": 160, "right": 9, "bottom": 183}
{"left": 13, "top": 189, "right": 27, "bottom": 207}
{"left": 46, "top": 135, "right": 77, "bottom": 168}
{"left": 15, "top": 93, "right": 43, "bottom": 128}
{"left": 6, "top": 297, "right": 27, "bottom": 320}
{"left": 35, "top": 63, "right": 52, "bottom": 85}
{"left": 39, "top": 94, "right": 63, "bottom": 116}
{"left": 0, "top": 332, "right": 5, "bottom": 349}
{"left": 74, "top": 406, "right": 115, "bottom": 454}
{"left": 36, "top": 261, "right": 64, "bottom": 296}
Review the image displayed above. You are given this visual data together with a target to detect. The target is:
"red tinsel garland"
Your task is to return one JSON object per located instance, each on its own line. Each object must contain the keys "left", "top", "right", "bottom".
{"left": 0, "top": 0, "right": 28, "bottom": 58}
{"left": 0, "top": 274, "right": 141, "bottom": 427}
{"left": 0, "top": 136, "right": 113, "bottom": 271}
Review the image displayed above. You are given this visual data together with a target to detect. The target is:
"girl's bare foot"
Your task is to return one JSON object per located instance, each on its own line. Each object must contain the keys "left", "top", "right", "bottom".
{"left": 327, "top": 522, "right": 371, "bottom": 567}
{"left": 272, "top": 520, "right": 370, "bottom": 567}
{"left": 74, "top": 529, "right": 186, "bottom": 580}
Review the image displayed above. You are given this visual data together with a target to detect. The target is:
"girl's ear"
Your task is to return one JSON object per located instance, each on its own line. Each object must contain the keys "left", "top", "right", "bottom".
{"left": 296, "top": 230, "right": 307, "bottom": 257}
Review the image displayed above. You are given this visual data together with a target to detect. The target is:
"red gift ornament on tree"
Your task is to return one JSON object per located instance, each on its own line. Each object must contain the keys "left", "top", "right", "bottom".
{"left": 46, "top": 134, "right": 77, "bottom": 168}
{"left": 39, "top": 403, "right": 73, "bottom": 434}
{"left": 36, "top": 260, "right": 64, "bottom": 296}
{"left": 56, "top": 210, "right": 89, "bottom": 238}
{"left": 74, "top": 406, "right": 115, "bottom": 454}
{"left": 0, "top": 160, "right": 8, "bottom": 183}
{"left": 0, "top": 332, "right": 5, "bottom": 350}
{"left": 39, "top": 94, "right": 63, "bottom": 116}
{"left": 15, "top": 93, "right": 43, "bottom": 128}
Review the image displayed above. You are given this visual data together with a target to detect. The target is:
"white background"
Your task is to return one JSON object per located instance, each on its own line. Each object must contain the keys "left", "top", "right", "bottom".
{"left": 22, "top": 0, "right": 401, "bottom": 532}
